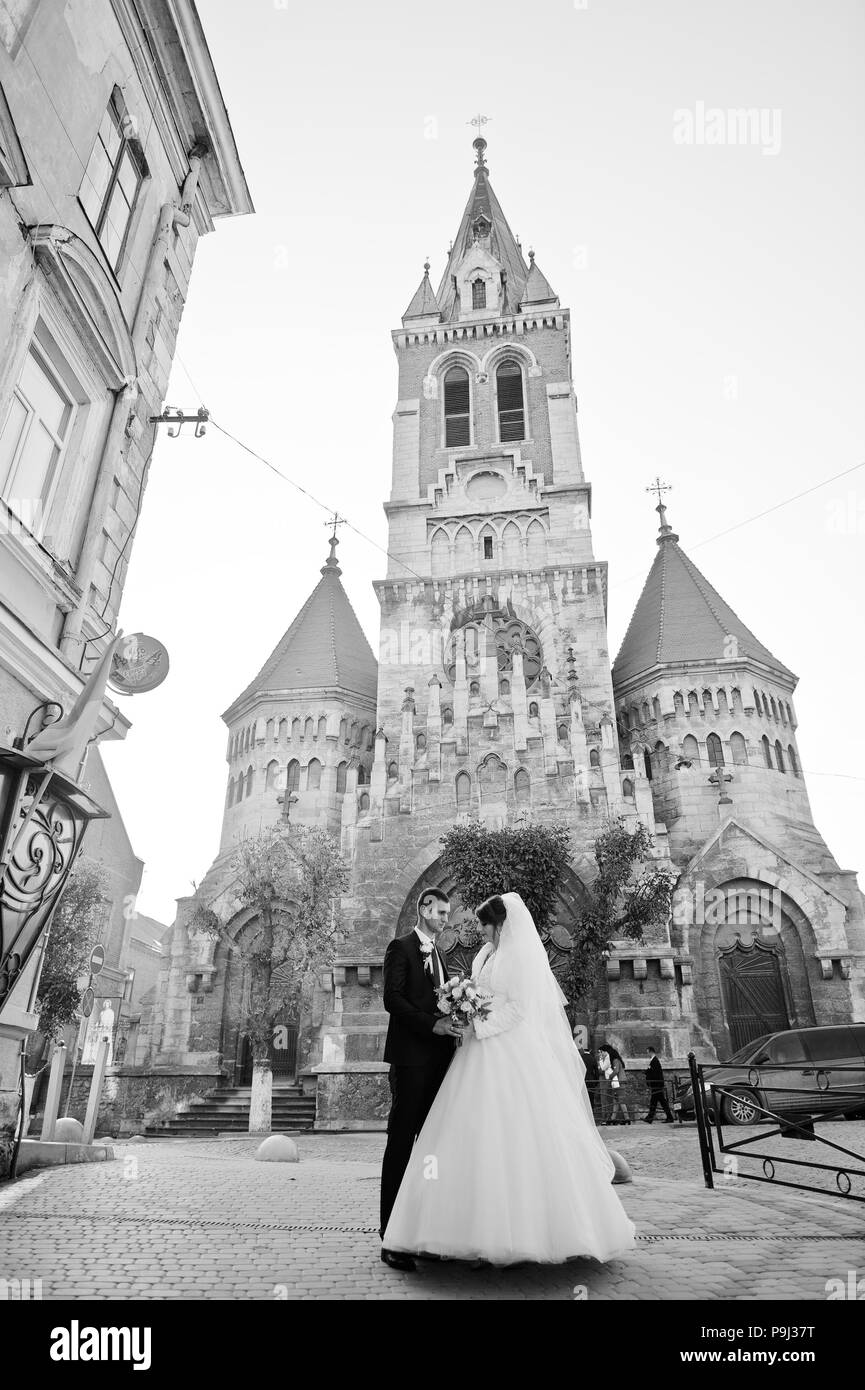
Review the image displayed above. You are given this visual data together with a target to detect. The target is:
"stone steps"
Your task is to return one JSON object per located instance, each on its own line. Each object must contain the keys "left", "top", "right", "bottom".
{"left": 144, "top": 1083, "right": 316, "bottom": 1137}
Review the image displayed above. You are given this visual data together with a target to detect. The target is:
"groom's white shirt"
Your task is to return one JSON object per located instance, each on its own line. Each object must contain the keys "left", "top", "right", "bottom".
{"left": 414, "top": 926, "right": 445, "bottom": 988}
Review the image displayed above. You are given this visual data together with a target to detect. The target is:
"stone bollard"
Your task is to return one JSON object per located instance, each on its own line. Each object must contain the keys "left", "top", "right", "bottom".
{"left": 254, "top": 1135, "right": 299, "bottom": 1163}
{"left": 608, "top": 1149, "right": 633, "bottom": 1184}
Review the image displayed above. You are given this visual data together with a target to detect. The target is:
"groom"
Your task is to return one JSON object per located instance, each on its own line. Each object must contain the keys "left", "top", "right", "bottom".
{"left": 379, "top": 887, "right": 461, "bottom": 1270}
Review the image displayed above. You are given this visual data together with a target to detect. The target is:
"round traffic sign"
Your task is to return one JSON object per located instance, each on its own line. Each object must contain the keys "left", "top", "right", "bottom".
{"left": 89, "top": 944, "right": 105, "bottom": 975}
{"left": 81, "top": 987, "right": 95, "bottom": 1019}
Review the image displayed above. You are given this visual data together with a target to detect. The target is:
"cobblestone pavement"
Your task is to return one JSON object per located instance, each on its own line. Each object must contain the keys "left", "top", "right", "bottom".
{"left": 1, "top": 1123, "right": 863, "bottom": 1301}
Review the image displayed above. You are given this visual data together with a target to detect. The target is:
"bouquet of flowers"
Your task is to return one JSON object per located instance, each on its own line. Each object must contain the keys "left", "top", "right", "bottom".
{"left": 436, "top": 976, "right": 494, "bottom": 1045}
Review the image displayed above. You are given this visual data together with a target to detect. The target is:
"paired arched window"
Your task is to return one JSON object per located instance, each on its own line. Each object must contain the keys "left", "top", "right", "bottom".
{"left": 456, "top": 771, "right": 472, "bottom": 807}
{"left": 444, "top": 366, "right": 470, "bottom": 446}
{"left": 707, "top": 733, "right": 724, "bottom": 768}
{"left": 336, "top": 761, "right": 348, "bottom": 794}
{"left": 306, "top": 758, "right": 322, "bottom": 791}
{"left": 496, "top": 360, "right": 525, "bottom": 441}
{"left": 730, "top": 732, "right": 748, "bottom": 765}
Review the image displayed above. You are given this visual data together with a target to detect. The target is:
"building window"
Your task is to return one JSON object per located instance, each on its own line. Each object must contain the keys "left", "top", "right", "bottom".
{"left": 730, "top": 732, "right": 748, "bottom": 765}
{"left": 774, "top": 740, "right": 786, "bottom": 774}
{"left": 306, "top": 758, "right": 322, "bottom": 791}
{"left": 496, "top": 360, "right": 525, "bottom": 441}
{"left": 472, "top": 278, "right": 486, "bottom": 309}
{"left": 706, "top": 733, "right": 724, "bottom": 768}
{"left": 442, "top": 706, "right": 453, "bottom": 726}
{"left": 762, "top": 735, "right": 773, "bottom": 768}
{"left": 682, "top": 735, "right": 700, "bottom": 765}
{"left": 456, "top": 771, "right": 471, "bottom": 808}
{"left": 514, "top": 768, "right": 531, "bottom": 804}
{"left": 387, "top": 761, "right": 398, "bottom": 782}
{"left": 483, "top": 534, "right": 494, "bottom": 560}
{"left": 317, "top": 716, "right": 327, "bottom": 740}
{"left": 443, "top": 366, "right": 470, "bottom": 446}
{"left": 0, "top": 342, "right": 75, "bottom": 532}
{"left": 265, "top": 760, "right": 279, "bottom": 789}
{"left": 528, "top": 702, "right": 539, "bottom": 718}
{"left": 286, "top": 759, "right": 300, "bottom": 793}
{"left": 416, "top": 733, "right": 427, "bottom": 753}
{"left": 359, "top": 792, "right": 370, "bottom": 812}
{"left": 304, "top": 717, "right": 314, "bottom": 740}
{"left": 622, "top": 778, "right": 634, "bottom": 799}
{"left": 589, "top": 747, "right": 601, "bottom": 767}
{"left": 336, "top": 761, "right": 347, "bottom": 794}
{"left": 79, "top": 91, "right": 145, "bottom": 274}
{"left": 245, "top": 766, "right": 253, "bottom": 797}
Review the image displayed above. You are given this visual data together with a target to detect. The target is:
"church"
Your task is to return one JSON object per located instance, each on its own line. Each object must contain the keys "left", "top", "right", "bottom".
{"left": 148, "top": 138, "right": 865, "bottom": 1130}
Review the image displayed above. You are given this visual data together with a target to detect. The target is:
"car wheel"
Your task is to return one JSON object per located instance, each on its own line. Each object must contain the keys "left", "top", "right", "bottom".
{"left": 722, "top": 1088, "right": 760, "bottom": 1125}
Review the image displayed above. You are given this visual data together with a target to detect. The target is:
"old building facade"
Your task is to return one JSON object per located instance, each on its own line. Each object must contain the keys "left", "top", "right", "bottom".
{"left": 154, "top": 138, "right": 864, "bottom": 1132}
{"left": 0, "top": 0, "right": 251, "bottom": 1152}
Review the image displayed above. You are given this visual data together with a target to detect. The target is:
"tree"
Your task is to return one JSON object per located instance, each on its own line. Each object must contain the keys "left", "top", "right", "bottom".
{"left": 190, "top": 823, "right": 348, "bottom": 1133}
{"left": 439, "top": 820, "right": 573, "bottom": 933}
{"left": 32, "top": 857, "right": 109, "bottom": 1057}
{"left": 561, "top": 817, "right": 676, "bottom": 1015}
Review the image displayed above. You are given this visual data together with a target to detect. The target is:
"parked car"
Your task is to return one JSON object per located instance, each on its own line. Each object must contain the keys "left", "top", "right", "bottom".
{"left": 675, "top": 1024, "right": 865, "bottom": 1126}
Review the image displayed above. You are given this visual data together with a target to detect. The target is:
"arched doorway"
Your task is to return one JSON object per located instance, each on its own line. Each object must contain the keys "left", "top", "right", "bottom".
{"left": 395, "top": 856, "right": 589, "bottom": 988}
{"left": 220, "top": 916, "right": 300, "bottom": 1085}
{"left": 718, "top": 940, "right": 791, "bottom": 1052}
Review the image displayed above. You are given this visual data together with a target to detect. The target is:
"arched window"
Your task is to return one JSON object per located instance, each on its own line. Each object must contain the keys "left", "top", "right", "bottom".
{"left": 753, "top": 690, "right": 762, "bottom": 716}
{"left": 471, "top": 277, "right": 486, "bottom": 309}
{"left": 785, "top": 702, "right": 793, "bottom": 724}
{"left": 502, "top": 520, "right": 521, "bottom": 569}
{"left": 443, "top": 365, "right": 470, "bottom": 446}
{"left": 286, "top": 759, "right": 300, "bottom": 793}
{"left": 291, "top": 717, "right": 300, "bottom": 741}
{"left": 359, "top": 792, "right": 370, "bottom": 812}
{"left": 496, "top": 359, "right": 525, "bottom": 441}
{"left": 362, "top": 725, "right": 373, "bottom": 749}
{"left": 622, "top": 753, "right": 634, "bottom": 770}
{"left": 688, "top": 692, "right": 700, "bottom": 716}
{"left": 716, "top": 689, "right": 729, "bottom": 715}
{"left": 456, "top": 771, "right": 472, "bottom": 808}
{"left": 265, "top": 760, "right": 279, "bottom": 789}
{"left": 774, "top": 740, "right": 786, "bottom": 773}
{"left": 653, "top": 741, "right": 668, "bottom": 775}
{"left": 454, "top": 525, "right": 473, "bottom": 572}
{"left": 589, "top": 748, "right": 601, "bottom": 768}
{"left": 557, "top": 723, "right": 569, "bottom": 742}
{"left": 469, "top": 680, "right": 480, "bottom": 697}
{"left": 317, "top": 716, "right": 327, "bottom": 740}
{"left": 641, "top": 701, "right": 650, "bottom": 724}
{"left": 730, "top": 732, "right": 748, "bottom": 765}
{"left": 306, "top": 758, "right": 322, "bottom": 791}
{"left": 770, "top": 697, "right": 778, "bottom": 721}
{"left": 788, "top": 745, "right": 799, "bottom": 777}
{"left": 479, "top": 525, "right": 495, "bottom": 563}
{"left": 622, "top": 778, "right": 634, "bottom": 798}
{"left": 514, "top": 768, "right": 531, "bottom": 803}
{"left": 442, "top": 706, "right": 453, "bottom": 726}
{"left": 528, "top": 701, "right": 539, "bottom": 717}
{"left": 762, "top": 736, "right": 773, "bottom": 768}
{"left": 525, "top": 518, "right": 546, "bottom": 567}
{"left": 499, "top": 678, "right": 510, "bottom": 695}
{"left": 682, "top": 734, "right": 700, "bottom": 764}
{"left": 387, "top": 761, "right": 398, "bottom": 782}
{"left": 350, "top": 721, "right": 359, "bottom": 744}
{"left": 652, "top": 696, "right": 662, "bottom": 720}
{"left": 336, "top": 761, "right": 347, "bottom": 794}
{"left": 304, "top": 716, "right": 314, "bottom": 740}
{"left": 706, "top": 733, "right": 724, "bottom": 768}
{"left": 416, "top": 733, "right": 427, "bottom": 753}
{"left": 702, "top": 689, "right": 713, "bottom": 712}
{"left": 731, "top": 687, "right": 742, "bottom": 711}
{"left": 245, "top": 766, "right": 254, "bottom": 797}
{"left": 643, "top": 749, "right": 652, "bottom": 780}
{"left": 673, "top": 691, "right": 685, "bottom": 714}
{"left": 357, "top": 765, "right": 367, "bottom": 786}
{"left": 265, "top": 718, "right": 274, "bottom": 742}
{"left": 431, "top": 528, "right": 450, "bottom": 577}
{"left": 339, "top": 718, "right": 348, "bottom": 742}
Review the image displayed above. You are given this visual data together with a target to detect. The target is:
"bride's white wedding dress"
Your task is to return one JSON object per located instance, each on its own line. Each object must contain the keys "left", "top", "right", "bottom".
{"left": 383, "top": 893, "right": 636, "bottom": 1265}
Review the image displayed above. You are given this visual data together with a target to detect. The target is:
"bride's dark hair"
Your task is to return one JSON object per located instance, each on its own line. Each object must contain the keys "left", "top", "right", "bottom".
{"left": 476, "top": 895, "right": 507, "bottom": 930}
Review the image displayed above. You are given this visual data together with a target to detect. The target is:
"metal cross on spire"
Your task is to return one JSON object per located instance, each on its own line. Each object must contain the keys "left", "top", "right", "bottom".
{"left": 646, "top": 476, "right": 674, "bottom": 536}
{"left": 468, "top": 114, "right": 491, "bottom": 167}
{"left": 322, "top": 512, "right": 347, "bottom": 572}
{"left": 324, "top": 511, "right": 347, "bottom": 542}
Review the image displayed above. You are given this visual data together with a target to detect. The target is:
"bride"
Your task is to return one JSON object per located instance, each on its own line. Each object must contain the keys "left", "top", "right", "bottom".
{"left": 382, "top": 891, "right": 636, "bottom": 1265}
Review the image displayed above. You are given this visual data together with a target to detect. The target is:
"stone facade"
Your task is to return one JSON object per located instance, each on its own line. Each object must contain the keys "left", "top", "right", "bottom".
{"left": 0, "top": 1, "right": 251, "bottom": 1169}
{"left": 156, "top": 138, "right": 864, "bottom": 1131}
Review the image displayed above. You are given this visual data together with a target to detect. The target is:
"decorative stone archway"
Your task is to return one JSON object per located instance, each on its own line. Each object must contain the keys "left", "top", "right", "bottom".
{"left": 394, "top": 854, "right": 590, "bottom": 986}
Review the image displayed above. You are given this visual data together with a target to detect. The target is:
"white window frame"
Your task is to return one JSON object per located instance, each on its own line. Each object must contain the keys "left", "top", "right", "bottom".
{"left": 78, "top": 88, "right": 147, "bottom": 280}
{"left": 0, "top": 339, "right": 76, "bottom": 540}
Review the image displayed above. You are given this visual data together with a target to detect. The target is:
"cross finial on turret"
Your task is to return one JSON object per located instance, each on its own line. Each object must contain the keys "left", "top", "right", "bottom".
{"left": 322, "top": 513, "right": 346, "bottom": 573}
{"left": 468, "top": 114, "right": 490, "bottom": 171}
{"left": 646, "top": 477, "right": 678, "bottom": 545}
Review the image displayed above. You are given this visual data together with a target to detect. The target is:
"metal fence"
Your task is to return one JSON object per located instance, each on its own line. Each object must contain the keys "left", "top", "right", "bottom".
{"left": 688, "top": 1051, "right": 865, "bottom": 1202}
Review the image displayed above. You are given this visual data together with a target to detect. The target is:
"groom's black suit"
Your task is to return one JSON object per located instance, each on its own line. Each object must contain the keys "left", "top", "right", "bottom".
{"left": 379, "top": 930, "right": 455, "bottom": 1239}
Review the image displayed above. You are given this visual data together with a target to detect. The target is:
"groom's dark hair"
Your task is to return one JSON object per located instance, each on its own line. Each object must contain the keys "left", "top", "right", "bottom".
{"left": 417, "top": 887, "right": 449, "bottom": 918}
{"left": 476, "top": 895, "right": 507, "bottom": 930}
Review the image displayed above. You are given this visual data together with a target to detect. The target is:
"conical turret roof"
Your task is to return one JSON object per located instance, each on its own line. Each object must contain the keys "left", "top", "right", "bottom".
{"left": 520, "top": 250, "right": 559, "bottom": 307}
{"left": 224, "top": 538, "right": 378, "bottom": 717}
{"left": 435, "top": 138, "right": 529, "bottom": 320}
{"left": 402, "top": 260, "right": 441, "bottom": 322}
{"left": 612, "top": 507, "right": 796, "bottom": 687}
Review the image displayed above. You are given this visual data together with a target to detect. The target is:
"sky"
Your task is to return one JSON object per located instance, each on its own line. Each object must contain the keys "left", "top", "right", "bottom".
{"left": 102, "top": 0, "right": 865, "bottom": 925}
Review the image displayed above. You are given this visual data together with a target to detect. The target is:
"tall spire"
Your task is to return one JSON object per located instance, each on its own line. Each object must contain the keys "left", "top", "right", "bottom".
{"left": 434, "top": 134, "right": 530, "bottom": 320}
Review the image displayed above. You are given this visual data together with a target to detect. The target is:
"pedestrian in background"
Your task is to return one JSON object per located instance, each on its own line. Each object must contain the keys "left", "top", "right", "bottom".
{"left": 598, "top": 1044, "right": 632, "bottom": 1124}
{"left": 643, "top": 1045, "right": 675, "bottom": 1123}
